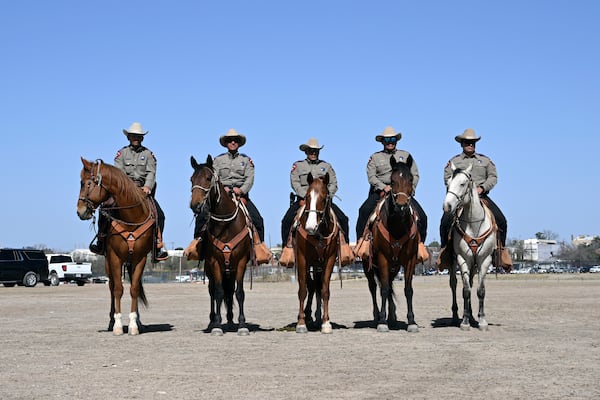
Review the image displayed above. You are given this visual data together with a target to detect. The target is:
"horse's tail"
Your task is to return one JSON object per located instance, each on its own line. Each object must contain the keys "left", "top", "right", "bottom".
{"left": 125, "top": 261, "right": 149, "bottom": 308}
{"left": 138, "top": 282, "right": 149, "bottom": 308}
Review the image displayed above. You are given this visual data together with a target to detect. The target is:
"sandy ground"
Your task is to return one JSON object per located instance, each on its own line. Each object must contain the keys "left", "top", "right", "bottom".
{"left": 0, "top": 273, "right": 599, "bottom": 400}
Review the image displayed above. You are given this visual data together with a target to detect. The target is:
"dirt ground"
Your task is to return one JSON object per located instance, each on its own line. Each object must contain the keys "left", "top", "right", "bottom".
{"left": 1, "top": 273, "right": 599, "bottom": 400}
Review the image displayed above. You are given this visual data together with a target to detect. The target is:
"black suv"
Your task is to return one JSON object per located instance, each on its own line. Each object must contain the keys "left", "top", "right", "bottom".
{"left": 0, "top": 248, "right": 49, "bottom": 287}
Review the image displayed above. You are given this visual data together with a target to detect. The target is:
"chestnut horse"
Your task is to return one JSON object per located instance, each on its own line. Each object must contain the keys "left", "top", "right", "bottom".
{"left": 294, "top": 173, "right": 339, "bottom": 334}
{"left": 443, "top": 163, "right": 496, "bottom": 330}
{"left": 77, "top": 158, "right": 155, "bottom": 335}
{"left": 190, "top": 155, "right": 253, "bottom": 336}
{"left": 362, "top": 156, "right": 420, "bottom": 333}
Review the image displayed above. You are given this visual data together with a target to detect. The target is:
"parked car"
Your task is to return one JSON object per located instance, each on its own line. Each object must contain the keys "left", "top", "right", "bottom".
{"left": 0, "top": 248, "right": 49, "bottom": 287}
{"left": 589, "top": 266, "right": 600, "bottom": 273}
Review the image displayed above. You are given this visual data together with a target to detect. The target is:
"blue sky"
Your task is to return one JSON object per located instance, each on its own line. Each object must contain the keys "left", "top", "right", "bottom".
{"left": 1, "top": 1, "right": 598, "bottom": 251}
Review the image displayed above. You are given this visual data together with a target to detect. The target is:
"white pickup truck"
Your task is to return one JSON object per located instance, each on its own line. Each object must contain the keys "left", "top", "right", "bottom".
{"left": 46, "top": 254, "right": 92, "bottom": 286}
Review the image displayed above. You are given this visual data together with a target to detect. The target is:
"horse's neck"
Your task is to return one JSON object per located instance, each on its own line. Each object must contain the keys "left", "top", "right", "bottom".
{"left": 383, "top": 197, "right": 412, "bottom": 236}
{"left": 104, "top": 169, "right": 150, "bottom": 223}
{"left": 210, "top": 183, "right": 237, "bottom": 214}
{"left": 458, "top": 187, "right": 489, "bottom": 235}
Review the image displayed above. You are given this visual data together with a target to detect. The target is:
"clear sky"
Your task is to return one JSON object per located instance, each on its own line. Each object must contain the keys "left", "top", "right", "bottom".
{"left": 1, "top": 1, "right": 598, "bottom": 251}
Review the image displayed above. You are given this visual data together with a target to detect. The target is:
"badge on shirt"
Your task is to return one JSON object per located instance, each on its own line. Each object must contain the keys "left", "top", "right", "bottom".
{"left": 141, "top": 156, "right": 146, "bottom": 161}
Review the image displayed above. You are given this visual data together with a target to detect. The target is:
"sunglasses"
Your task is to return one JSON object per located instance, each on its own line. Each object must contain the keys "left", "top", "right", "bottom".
{"left": 307, "top": 149, "right": 319, "bottom": 155}
{"left": 462, "top": 141, "right": 476, "bottom": 146}
{"left": 226, "top": 137, "right": 240, "bottom": 144}
{"left": 383, "top": 137, "right": 397, "bottom": 144}
{"left": 129, "top": 134, "right": 144, "bottom": 140}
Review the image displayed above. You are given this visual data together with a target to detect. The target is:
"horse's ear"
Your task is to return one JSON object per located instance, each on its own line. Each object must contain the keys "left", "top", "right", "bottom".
{"left": 390, "top": 155, "right": 397, "bottom": 170}
{"left": 191, "top": 156, "right": 198, "bottom": 169}
{"left": 206, "top": 155, "right": 213, "bottom": 168}
{"left": 450, "top": 162, "right": 457, "bottom": 172}
{"left": 322, "top": 172, "right": 330, "bottom": 186}
{"left": 81, "top": 157, "right": 92, "bottom": 170}
{"left": 307, "top": 172, "right": 314, "bottom": 185}
{"left": 465, "top": 163, "right": 473, "bottom": 174}
{"left": 405, "top": 154, "right": 413, "bottom": 170}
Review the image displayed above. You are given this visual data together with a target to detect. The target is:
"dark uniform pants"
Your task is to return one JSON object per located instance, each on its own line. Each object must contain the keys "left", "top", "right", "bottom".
{"left": 281, "top": 200, "right": 350, "bottom": 244}
{"left": 356, "top": 190, "right": 427, "bottom": 243}
{"left": 439, "top": 194, "right": 507, "bottom": 247}
{"left": 194, "top": 197, "right": 264, "bottom": 242}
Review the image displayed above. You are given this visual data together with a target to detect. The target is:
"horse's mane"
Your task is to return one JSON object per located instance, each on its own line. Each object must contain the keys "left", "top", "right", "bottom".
{"left": 451, "top": 167, "right": 467, "bottom": 179}
{"left": 99, "top": 162, "right": 147, "bottom": 205}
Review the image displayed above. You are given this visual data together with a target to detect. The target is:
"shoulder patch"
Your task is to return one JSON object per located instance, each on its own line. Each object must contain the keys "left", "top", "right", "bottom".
{"left": 115, "top": 150, "right": 122, "bottom": 159}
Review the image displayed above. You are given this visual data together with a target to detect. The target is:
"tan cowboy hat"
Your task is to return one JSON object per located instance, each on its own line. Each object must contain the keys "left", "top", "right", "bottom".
{"left": 375, "top": 126, "right": 402, "bottom": 142}
{"left": 299, "top": 138, "right": 323, "bottom": 152}
{"left": 219, "top": 128, "right": 246, "bottom": 147}
{"left": 122, "top": 122, "right": 148, "bottom": 136}
{"left": 455, "top": 128, "right": 481, "bottom": 143}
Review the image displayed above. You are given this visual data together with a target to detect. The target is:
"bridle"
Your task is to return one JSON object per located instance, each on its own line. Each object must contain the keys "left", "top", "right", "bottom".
{"left": 302, "top": 190, "right": 333, "bottom": 238}
{"left": 445, "top": 170, "right": 473, "bottom": 214}
{"left": 191, "top": 166, "right": 240, "bottom": 223}
{"left": 79, "top": 160, "right": 107, "bottom": 212}
{"left": 80, "top": 160, "right": 152, "bottom": 227}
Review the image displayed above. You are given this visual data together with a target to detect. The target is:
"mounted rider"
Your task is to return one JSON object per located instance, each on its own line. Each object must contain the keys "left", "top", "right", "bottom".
{"left": 279, "top": 138, "right": 353, "bottom": 267}
{"left": 355, "top": 126, "right": 429, "bottom": 263}
{"left": 437, "top": 128, "right": 512, "bottom": 270}
{"left": 188, "top": 128, "right": 269, "bottom": 262}
{"left": 89, "top": 122, "right": 169, "bottom": 262}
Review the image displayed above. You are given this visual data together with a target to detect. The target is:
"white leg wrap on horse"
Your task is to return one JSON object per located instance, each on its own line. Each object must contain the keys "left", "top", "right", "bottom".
{"left": 113, "top": 313, "right": 123, "bottom": 335}
{"left": 129, "top": 312, "right": 139, "bottom": 335}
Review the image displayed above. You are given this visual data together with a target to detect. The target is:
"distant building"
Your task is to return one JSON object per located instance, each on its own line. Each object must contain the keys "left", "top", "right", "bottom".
{"left": 523, "top": 239, "right": 561, "bottom": 262}
{"left": 571, "top": 235, "right": 598, "bottom": 247}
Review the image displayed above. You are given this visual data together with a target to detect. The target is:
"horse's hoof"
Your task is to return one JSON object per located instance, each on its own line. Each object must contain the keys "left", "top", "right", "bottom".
{"left": 296, "top": 324, "right": 308, "bottom": 333}
{"left": 321, "top": 321, "right": 333, "bottom": 334}
{"left": 129, "top": 327, "right": 139, "bottom": 336}
{"left": 407, "top": 324, "right": 419, "bottom": 333}
{"left": 460, "top": 323, "right": 470, "bottom": 331}
{"left": 237, "top": 327, "right": 250, "bottom": 336}
{"left": 478, "top": 320, "right": 489, "bottom": 331}
{"left": 377, "top": 324, "right": 389, "bottom": 333}
{"left": 211, "top": 327, "right": 224, "bottom": 336}
{"left": 113, "top": 327, "right": 124, "bottom": 336}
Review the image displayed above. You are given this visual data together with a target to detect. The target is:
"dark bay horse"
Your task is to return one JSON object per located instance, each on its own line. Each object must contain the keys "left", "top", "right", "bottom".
{"left": 294, "top": 173, "right": 339, "bottom": 334}
{"left": 77, "top": 158, "right": 155, "bottom": 335}
{"left": 443, "top": 163, "right": 496, "bottom": 330}
{"left": 190, "top": 155, "right": 253, "bottom": 336}
{"left": 362, "top": 156, "right": 420, "bottom": 333}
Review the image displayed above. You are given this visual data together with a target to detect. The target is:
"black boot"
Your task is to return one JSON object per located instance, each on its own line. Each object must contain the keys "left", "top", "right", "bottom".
{"left": 153, "top": 246, "right": 169, "bottom": 262}
{"left": 89, "top": 236, "right": 105, "bottom": 255}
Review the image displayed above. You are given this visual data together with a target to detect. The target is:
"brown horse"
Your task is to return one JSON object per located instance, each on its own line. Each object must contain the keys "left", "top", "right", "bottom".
{"left": 294, "top": 173, "right": 339, "bottom": 334}
{"left": 77, "top": 158, "right": 155, "bottom": 335}
{"left": 190, "top": 155, "right": 253, "bottom": 336}
{"left": 362, "top": 156, "right": 420, "bottom": 333}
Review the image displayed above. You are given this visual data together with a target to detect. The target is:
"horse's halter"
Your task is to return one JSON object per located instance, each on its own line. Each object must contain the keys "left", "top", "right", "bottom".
{"left": 190, "top": 166, "right": 241, "bottom": 223}
{"left": 191, "top": 166, "right": 221, "bottom": 209}
{"left": 79, "top": 160, "right": 107, "bottom": 212}
{"left": 446, "top": 170, "right": 473, "bottom": 214}
{"left": 303, "top": 191, "right": 332, "bottom": 236}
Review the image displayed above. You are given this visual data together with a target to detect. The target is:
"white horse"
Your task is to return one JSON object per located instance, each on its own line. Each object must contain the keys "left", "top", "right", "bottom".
{"left": 443, "top": 163, "right": 496, "bottom": 331}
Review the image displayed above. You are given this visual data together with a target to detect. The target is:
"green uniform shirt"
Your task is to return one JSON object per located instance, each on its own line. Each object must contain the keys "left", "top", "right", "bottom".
{"left": 367, "top": 149, "right": 419, "bottom": 192}
{"left": 290, "top": 159, "right": 338, "bottom": 198}
{"left": 213, "top": 151, "right": 254, "bottom": 195}
{"left": 444, "top": 152, "right": 497, "bottom": 193}
{"left": 114, "top": 145, "right": 157, "bottom": 189}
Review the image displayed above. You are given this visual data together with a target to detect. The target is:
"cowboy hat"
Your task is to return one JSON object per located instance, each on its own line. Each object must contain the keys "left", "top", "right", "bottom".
{"left": 219, "top": 128, "right": 247, "bottom": 147}
{"left": 122, "top": 122, "right": 148, "bottom": 136}
{"left": 455, "top": 128, "right": 481, "bottom": 143}
{"left": 375, "top": 126, "right": 402, "bottom": 142}
{"left": 299, "top": 138, "right": 324, "bottom": 152}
